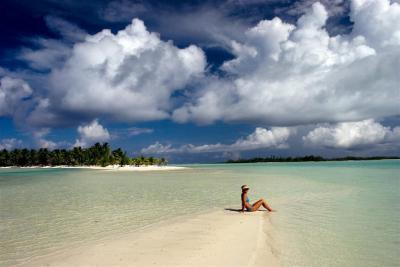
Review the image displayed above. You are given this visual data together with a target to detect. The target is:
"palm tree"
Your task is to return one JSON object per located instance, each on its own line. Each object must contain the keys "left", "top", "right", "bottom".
{"left": 0, "top": 149, "right": 10, "bottom": 166}
{"left": 38, "top": 148, "right": 50, "bottom": 166}
{"left": 160, "top": 157, "right": 167, "bottom": 166}
{"left": 120, "top": 151, "right": 130, "bottom": 166}
{"left": 0, "top": 143, "right": 167, "bottom": 167}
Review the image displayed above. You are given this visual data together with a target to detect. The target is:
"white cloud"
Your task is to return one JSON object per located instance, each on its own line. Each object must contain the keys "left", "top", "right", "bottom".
{"left": 74, "top": 119, "right": 111, "bottom": 147}
{"left": 232, "top": 127, "right": 293, "bottom": 149}
{"left": 141, "top": 142, "right": 177, "bottom": 154}
{"left": 351, "top": 0, "right": 400, "bottom": 48}
{"left": 0, "top": 76, "right": 33, "bottom": 117}
{"left": 10, "top": 16, "right": 87, "bottom": 92}
{"left": 141, "top": 127, "right": 293, "bottom": 154}
{"left": 303, "top": 119, "right": 400, "bottom": 148}
{"left": 1, "top": 0, "right": 399, "bottom": 158}
{"left": 33, "top": 128, "right": 58, "bottom": 150}
{"left": 110, "top": 127, "right": 153, "bottom": 139}
{"left": 222, "top": 150, "right": 241, "bottom": 161}
{"left": 127, "top": 127, "right": 153, "bottom": 136}
{"left": 173, "top": 0, "right": 400, "bottom": 126}
{"left": 0, "top": 138, "right": 23, "bottom": 150}
{"left": 102, "top": 1, "right": 248, "bottom": 48}
{"left": 18, "top": 16, "right": 86, "bottom": 72}
{"left": 37, "top": 139, "right": 57, "bottom": 150}
{"left": 18, "top": 38, "right": 72, "bottom": 71}
{"left": 35, "top": 18, "right": 206, "bottom": 123}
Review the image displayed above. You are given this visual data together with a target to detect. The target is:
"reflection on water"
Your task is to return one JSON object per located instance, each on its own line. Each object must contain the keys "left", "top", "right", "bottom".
{"left": 0, "top": 160, "right": 399, "bottom": 266}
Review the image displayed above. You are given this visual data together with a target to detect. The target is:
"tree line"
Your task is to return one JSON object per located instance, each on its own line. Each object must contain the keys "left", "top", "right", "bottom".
{"left": 0, "top": 143, "right": 167, "bottom": 167}
{"left": 225, "top": 155, "right": 399, "bottom": 163}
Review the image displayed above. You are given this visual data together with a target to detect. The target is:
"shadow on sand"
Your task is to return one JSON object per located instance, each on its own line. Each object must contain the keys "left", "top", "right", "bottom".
{"left": 224, "top": 208, "right": 266, "bottom": 213}
{"left": 224, "top": 208, "right": 242, "bottom": 212}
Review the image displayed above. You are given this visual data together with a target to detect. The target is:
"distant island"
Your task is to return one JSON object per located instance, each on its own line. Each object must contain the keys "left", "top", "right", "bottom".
{"left": 0, "top": 143, "right": 166, "bottom": 167}
{"left": 225, "top": 155, "right": 400, "bottom": 163}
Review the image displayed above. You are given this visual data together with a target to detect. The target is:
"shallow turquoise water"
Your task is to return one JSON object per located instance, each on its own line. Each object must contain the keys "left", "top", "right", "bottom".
{"left": 0, "top": 160, "right": 399, "bottom": 266}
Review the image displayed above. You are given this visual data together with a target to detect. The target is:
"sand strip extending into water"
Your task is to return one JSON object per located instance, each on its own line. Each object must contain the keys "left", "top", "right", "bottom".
{"left": 18, "top": 210, "right": 278, "bottom": 267}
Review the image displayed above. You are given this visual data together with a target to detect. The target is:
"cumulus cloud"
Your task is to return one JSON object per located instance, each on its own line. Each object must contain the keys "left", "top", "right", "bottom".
{"left": 351, "top": 0, "right": 400, "bottom": 48}
{"left": 141, "top": 127, "right": 292, "bottom": 154}
{"left": 0, "top": 76, "right": 33, "bottom": 118}
{"left": 303, "top": 119, "right": 400, "bottom": 149}
{"left": 74, "top": 119, "right": 111, "bottom": 147}
{"left": 0, "top": 138, "right": 23, "bottom": 150}
{"left": 173, "top": 0, "right": 400, "bottom": 126}
{"left": 8, "top": 1, "right": 400, "bottom": 131}
{"left": 30, "top": 18, "right": 206, "bottom": 125}
{"left": 233, "top": 127, "right": 293, "bottom": 149}
{"left": 1, "top": 0, "right": 399, "bottom": 159}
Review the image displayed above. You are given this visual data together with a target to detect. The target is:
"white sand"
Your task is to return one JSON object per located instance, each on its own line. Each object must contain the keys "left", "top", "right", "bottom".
{"left": 11, "top": 165, "right": 187, "bottom": 171}
{"left": 17, "top": 210, "right": 279, "bottom": 267}
{"left": 62, "top": 165, "right": 188, "bottom": 171}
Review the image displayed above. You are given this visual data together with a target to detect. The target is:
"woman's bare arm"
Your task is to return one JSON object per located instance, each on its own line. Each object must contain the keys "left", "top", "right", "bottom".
{"left": 240, "top": 194, "right": 245, "bottom": 212}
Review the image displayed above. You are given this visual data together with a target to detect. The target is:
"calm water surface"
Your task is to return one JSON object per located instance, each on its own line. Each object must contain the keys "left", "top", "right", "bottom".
{"left": 0, "top": 160, "right": 399, "bottom": 266}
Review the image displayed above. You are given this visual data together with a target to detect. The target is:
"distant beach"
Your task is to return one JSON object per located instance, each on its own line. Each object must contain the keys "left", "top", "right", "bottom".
{"left": 1, "top": 165, "right": 188, "bottom": 171}
{"left": 66, "top": 165, "right": 188, "bottom": 171}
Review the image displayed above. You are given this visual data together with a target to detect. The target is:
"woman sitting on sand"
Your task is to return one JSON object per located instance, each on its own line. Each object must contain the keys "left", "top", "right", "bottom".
{"left": 240, "top": 185, "right": 276, "bottom": 212}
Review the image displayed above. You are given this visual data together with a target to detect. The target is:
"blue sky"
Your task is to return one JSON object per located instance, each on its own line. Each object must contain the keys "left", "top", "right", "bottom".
{"left": 0, "top": 0, "right": 399, "bottom": 163}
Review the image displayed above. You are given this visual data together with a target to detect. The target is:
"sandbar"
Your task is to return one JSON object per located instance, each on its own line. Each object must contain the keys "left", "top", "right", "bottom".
{"left": 17, "top": 209, "right": 279, "bottom": 267}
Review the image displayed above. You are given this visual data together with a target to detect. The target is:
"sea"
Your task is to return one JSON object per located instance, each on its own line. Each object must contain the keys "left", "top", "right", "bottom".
{"left": 0, "top": 160, "right": 399, "bottom": 266}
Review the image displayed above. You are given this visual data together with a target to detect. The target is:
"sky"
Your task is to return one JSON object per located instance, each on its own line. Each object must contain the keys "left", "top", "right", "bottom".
{"left": 0, "top": 0, "right": 399, "bottom": 163}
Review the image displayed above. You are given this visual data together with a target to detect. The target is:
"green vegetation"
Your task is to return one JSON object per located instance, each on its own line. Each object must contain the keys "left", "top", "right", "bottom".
{"left": 226, "top": 155, "right": 400, "bottom": 163}
{"left": 0, "top": 143, "right": 167, "bottom": 167}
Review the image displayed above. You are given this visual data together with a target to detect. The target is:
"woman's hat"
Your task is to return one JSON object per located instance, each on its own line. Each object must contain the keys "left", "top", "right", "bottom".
{"left": 241, "top": 185, "right": 249, "bottom": 190}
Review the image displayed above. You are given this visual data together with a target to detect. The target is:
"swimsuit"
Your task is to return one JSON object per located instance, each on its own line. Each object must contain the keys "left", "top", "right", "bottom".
{"left": 245, "top": 196, "right": 253, "bottom": 211}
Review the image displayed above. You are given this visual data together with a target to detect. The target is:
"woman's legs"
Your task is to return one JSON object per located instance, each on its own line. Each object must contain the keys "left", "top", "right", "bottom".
{"left": 251, "top": 198, "right": 275, "bottom": 212}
